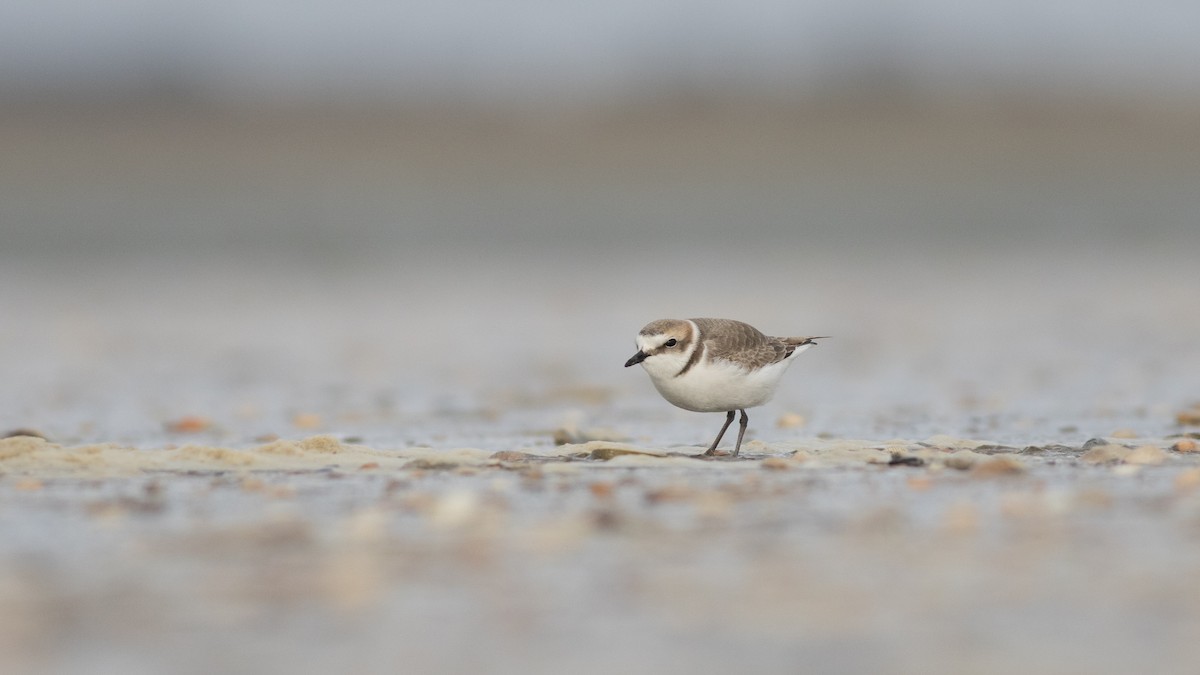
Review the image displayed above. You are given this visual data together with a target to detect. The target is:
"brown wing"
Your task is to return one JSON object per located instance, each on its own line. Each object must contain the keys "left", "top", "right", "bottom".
{"left": 689, "top": 318, "right": 792, "bottom": 371}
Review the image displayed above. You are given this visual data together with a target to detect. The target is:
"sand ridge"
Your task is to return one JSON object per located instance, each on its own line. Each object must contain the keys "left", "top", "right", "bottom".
{"left": 2, "top": 433, "right": 1194, "bottom": 477}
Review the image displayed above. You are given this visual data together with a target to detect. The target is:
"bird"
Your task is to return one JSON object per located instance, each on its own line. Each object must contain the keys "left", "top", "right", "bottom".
{"left": 624, "top": 318, "right": 825, "bottom": 457}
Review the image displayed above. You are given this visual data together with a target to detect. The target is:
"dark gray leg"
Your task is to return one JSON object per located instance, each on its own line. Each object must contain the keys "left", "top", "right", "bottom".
{"left": 732, "top": 409, "right": 749, "bottom": 457}
{"left": 704, "top": 410, "right": 736, "bottom": 456}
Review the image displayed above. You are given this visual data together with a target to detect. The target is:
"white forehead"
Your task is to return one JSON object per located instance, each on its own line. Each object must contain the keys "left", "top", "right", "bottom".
{"left": 636, "top": 333, "right": 668, "bottom": 352}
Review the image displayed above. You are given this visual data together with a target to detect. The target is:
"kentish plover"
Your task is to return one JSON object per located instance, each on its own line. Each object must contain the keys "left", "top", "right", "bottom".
{"left": 625, "top": 318, "right": 825, "bottom": 457}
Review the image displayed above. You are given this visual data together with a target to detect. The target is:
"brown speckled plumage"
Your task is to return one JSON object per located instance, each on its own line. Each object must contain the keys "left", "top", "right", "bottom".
{"left": 629, "top": 318, "right": 825, "bottom": 457}
{"left": 688, "top": 318, "right": 820, "bottom": 372}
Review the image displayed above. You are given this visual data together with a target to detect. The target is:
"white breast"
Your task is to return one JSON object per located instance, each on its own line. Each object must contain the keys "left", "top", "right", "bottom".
{"left": 639, "top": 345, "right": 799, "bottom": 413}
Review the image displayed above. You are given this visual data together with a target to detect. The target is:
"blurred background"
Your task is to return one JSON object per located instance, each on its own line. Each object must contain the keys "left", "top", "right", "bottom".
{"left": 4, "top": 5, "right": 1200, "bottom": 675}
{"left": 1, "top": 0, "right": 1198, "bottom": 443}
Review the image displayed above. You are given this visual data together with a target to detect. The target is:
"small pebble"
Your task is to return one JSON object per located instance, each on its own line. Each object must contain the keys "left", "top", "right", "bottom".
{"left": 1174, "top": 468, "right": 1200, "bottom": 491}
{"left": 14, "top": 478, "right": 44, "bottom": 491}
{"left": 970, "top": 456, "right": 1025, "bottom": 477}
{"left": 241, "top": 477, "right": 266, "bottom": 492}
{"left": 588, "top": 482, "right": 615, "bottom": 499}
{"left": 906, "top": 476, "right": 933, "bottom": 491}
{"left": 551, "top": 428, "right": 577, "bottom": 445}
{"left": 776, "top": 413, "right": 806, "bottom": 429}
{"left": 1124, "top": 445, "right": 1166, "bottom": 466}
{"left": 944, "top": 449, "right": 984, "bottom": 470}
{"left": 644, "top": 484, "right": 694, "bottom": 503}
{"left": 760, "top": 457, "right": 791, "bottom": 471}
{"left": 85, "top": 501, "right": 127, "bottom": 521}
{"left": 1110, "top": 429, "right": 1138, "bottom": 439}
{"left": 1176, "top": 405, "right": 1200, "bottom": 426}
{"left": 1080, "top": 445, "right": 1131, "bottom": 464}
{"left": 292, "top": 413, "right": 322, "bottom": 429}
{"left": 165, "top": 416, "right": 211, "bottom": 433}
{"left": 1171, "top": 439, "right": 1197, "bottom": 453}
{"left": 591, "top": 509, "right": 621, "bottom": 530}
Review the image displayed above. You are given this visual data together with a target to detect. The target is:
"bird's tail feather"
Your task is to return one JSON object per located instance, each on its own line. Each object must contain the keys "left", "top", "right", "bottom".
{"left": 781, "top": 336, "right": 829, "bottom": 346}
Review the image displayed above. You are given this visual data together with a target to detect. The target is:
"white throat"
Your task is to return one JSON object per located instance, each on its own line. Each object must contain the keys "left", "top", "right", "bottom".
{"left": 637, "top": 319, "right": 702, "bottom": 381}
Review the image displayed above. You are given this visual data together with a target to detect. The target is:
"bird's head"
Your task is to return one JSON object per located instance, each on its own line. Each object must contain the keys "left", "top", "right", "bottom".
{"left": 625, "top": 319, "right": 692, "bottom": 367}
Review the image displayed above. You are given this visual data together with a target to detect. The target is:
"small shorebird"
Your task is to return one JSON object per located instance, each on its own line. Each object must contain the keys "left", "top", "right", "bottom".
{"left": 625, "top": 318, "right": 825, "bottom": 457}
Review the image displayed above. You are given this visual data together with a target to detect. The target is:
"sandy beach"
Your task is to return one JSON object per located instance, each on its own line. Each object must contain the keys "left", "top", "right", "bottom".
{"left": 3, "top": 104, "right": 1200, "bottom": 674}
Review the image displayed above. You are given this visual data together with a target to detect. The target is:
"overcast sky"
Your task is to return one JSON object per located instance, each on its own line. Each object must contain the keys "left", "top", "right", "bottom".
{"left": 1, "top": 1, "right": 1198, "bottom": 103}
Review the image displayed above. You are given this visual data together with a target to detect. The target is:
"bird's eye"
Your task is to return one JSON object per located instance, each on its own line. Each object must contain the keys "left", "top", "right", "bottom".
{"left": 665, "top": 339, "right": 678, "bottom": 347}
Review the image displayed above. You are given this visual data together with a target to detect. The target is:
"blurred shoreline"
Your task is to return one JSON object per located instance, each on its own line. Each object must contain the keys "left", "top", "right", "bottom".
{"left": 4, "top": 94, "right": 1199, "bottom": 264}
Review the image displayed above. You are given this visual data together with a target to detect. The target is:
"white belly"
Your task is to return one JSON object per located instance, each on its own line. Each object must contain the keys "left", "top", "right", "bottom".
{"left": 642, "top": 355, "right": 796, "bottom": 413}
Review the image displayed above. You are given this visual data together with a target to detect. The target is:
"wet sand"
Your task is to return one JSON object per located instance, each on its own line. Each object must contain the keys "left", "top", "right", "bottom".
{"left": 3, "top": 432, "right": 1200, "bottom": 675}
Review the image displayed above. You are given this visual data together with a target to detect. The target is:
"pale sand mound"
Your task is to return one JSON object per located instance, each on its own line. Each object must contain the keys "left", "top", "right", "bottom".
{"left": 0, "top": 434, "right": 1189, "bottom": 477}
{"left": 0, "top": 435, "right": 417, "bottom": 476}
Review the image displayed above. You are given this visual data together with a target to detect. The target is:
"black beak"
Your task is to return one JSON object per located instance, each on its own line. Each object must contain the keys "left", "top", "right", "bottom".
{"left": 624, "top": 350, "right": 648, "bottom": 367}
